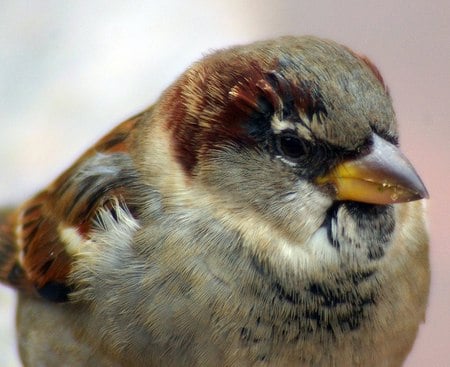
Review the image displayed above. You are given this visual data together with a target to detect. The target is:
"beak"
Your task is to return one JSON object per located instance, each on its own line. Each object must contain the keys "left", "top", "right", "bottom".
{"left": 316, "top": 134, "right": 429, "bottom": 204}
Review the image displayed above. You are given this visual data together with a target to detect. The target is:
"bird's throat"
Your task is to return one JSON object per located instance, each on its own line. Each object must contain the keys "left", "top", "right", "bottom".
{"left": 321, "top": 201, "right": 395, "bottom": 262}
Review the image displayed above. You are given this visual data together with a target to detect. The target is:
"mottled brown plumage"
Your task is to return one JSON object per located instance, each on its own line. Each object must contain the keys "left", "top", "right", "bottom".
{"left": 0, "top": 36, "right": 429, "bottom": 366}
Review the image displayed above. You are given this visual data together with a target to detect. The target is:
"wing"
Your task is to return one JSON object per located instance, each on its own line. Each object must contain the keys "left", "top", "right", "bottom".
{"left": 0, "top": 110, "right": 149, "bottom": 302}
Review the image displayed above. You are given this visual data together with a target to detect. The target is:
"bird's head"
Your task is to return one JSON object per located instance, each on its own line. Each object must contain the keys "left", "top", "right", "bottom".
{"left": 144, "top": 36, "right": 428, "bottom": 272}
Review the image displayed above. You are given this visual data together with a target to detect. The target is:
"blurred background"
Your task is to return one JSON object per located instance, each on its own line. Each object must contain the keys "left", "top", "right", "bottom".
{"left": 0, "top": 1, "right": 448, "bottom": 365}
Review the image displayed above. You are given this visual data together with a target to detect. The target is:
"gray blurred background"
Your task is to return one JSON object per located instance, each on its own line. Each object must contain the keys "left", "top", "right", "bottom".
{"left": 0, "top": 1, "right": 448, "bottom": 366}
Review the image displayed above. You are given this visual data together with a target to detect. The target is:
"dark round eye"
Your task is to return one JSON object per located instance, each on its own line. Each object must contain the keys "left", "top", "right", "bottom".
{"left": 276, "top": 133, "right": 307, "bottom": 160}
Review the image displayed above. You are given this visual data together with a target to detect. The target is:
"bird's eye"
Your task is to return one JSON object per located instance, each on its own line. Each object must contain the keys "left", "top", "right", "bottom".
{"left": 276, "top": 133, "right": 307, "bottom": 160}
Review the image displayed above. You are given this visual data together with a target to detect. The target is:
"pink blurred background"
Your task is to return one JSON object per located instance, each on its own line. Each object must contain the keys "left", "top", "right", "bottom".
{"left": 0, "top": 1, "right": 448, "bottom": 366}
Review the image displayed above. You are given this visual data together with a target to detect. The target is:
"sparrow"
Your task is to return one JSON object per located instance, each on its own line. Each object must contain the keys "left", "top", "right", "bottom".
{"left": 0, "top": 36, "right": 429, "bottom": 366}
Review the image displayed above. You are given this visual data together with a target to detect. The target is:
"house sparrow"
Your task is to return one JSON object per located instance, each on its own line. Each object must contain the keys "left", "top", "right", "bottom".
{"left": 0, "top": 36, "right": 429, "bottom": 366}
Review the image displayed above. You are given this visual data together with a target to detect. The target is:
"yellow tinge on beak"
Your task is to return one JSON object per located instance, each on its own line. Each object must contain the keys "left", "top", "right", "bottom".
{"left": 316, "top": 134, "right": 429, "bottom": 204}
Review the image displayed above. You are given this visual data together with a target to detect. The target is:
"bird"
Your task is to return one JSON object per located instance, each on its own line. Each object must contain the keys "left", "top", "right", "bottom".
{"left": 0, "top": 36, "right": 429, "bottom": 366}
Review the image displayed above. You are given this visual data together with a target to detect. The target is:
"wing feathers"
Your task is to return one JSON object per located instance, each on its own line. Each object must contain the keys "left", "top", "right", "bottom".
{"left": 0, "top": 111, "right": 148, "bottom": 301}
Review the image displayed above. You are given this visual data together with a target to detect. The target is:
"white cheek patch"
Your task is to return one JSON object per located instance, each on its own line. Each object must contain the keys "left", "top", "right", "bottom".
{"left": 307, "top": 227, "right": 340, "bottom": 267}
{"left": 273, "top": 227, "right": 340, "bottom": 278}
